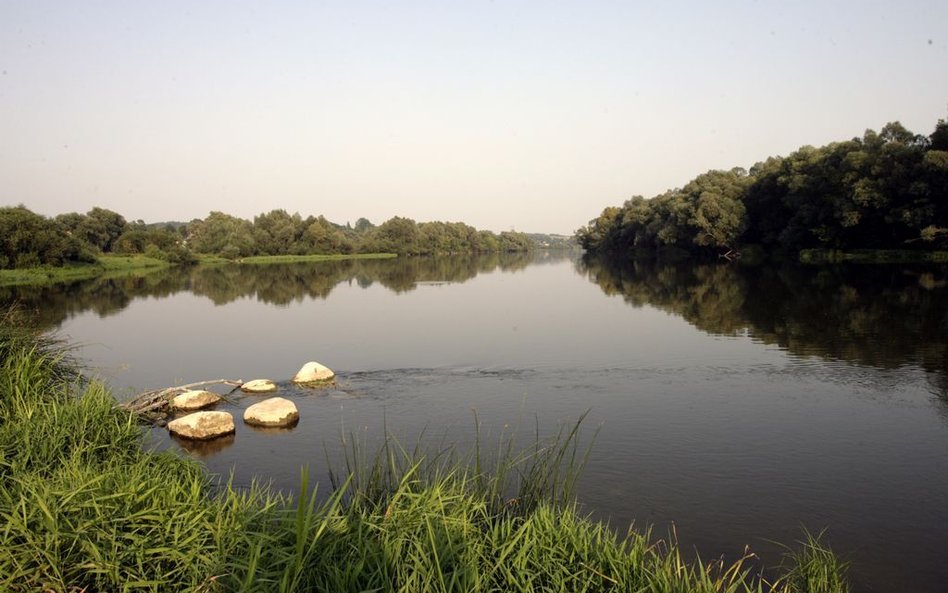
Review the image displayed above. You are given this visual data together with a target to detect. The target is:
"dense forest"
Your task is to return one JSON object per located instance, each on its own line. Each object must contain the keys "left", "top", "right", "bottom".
{"left": 577, "top": 119, "right": 948, "bottom": 257}
{"left": 0, "top": 207, "right": 534, "bottom": 269}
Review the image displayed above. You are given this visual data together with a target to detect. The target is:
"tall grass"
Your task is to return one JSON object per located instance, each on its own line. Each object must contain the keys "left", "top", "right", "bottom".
{"left": 0, "top": 307, "right": 849, "bottom": 592}
{"left": 327, "top": 410, "right": 594, "bottom": 519}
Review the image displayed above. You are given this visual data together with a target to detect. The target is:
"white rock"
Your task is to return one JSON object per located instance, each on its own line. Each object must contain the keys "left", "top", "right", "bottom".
{"left": 171, "top": 390, "right": 222, "bottom": 411}
{"left": 243, "top": 397, "right": 299, "bottom": 427}
{"left": 167, "top": 411, "right": 235, "bottom": 440}
{"left": 292, "top": 361, "right": 335, "bottom": 383}
{"left": 241, "top": 379, "right": 277, "bottom": 393}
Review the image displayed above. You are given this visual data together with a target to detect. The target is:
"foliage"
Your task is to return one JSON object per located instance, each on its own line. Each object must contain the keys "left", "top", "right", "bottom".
{"left": 0, "top": 206, "right": 95, "bottom": 269}
{"left": 578, "top": 118, "right": 948, "bottom": 256}
{"left": 0, "top": 202, "right": 533, "bottom": 268}
{"left": 178, "top": 211, "right": 534, "bottom": 259}
{"left": 76, "top": 207, "right": 128, "bottom": 252}
{"left": 113, "top": 219, "right": 196, "bottom": 264}
{"left": 0, "top": 205, "right": 197, "bottom": 270}
{"left": 526, "top": 233, "right": 579, "bottom": 249}
{"left": 187, "top": 211, "right": 257, "bottom": 259}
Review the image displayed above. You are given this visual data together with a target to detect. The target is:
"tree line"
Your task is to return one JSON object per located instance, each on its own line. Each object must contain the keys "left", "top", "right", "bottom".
{"left": 577, "top": 118, "right": 948, "bottom": 257}
{"left": 0, "top": 206, "right": 534, "bottom": 269}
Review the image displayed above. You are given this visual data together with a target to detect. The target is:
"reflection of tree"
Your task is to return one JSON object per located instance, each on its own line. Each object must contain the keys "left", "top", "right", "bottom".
{"left": 0, "top": 252, "right": 551, "bottom": 330}
{"left": 0, "top": 269, "right": 192, "bottom": 328}
{"left": 581, "top": 259, "right": 749, "bottom": 335}
{"left": 578, "top": 256, "right": 948, "bottom": 398}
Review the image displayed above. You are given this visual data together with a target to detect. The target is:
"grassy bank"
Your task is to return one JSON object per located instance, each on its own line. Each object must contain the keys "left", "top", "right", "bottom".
{"left": 0, "top": 313, "right": 848, "bottom": 592}
{"left": 0, "top": 253, "right": 398, "bottom": 287}
{"left": 799, "top": 248, "right": 948, "bottom": 264}
{"left": 0, "top": 254, "right": 169, "bottom": 287}
{"left": 236, "top": 252, "right": 398, "bottom": 265}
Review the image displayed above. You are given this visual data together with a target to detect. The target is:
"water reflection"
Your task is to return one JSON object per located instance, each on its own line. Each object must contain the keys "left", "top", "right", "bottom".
{"left": 578, "top": 257, "right": 948, "bottom": 398}
{"left": 0, "top": 251, "right": 555, "bottom": 329}
{"left": 170, "top": 433, "right": 236, "bottom": 458}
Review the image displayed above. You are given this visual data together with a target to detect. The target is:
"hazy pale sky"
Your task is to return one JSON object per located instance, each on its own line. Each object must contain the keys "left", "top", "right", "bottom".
{"left": 1, "top": 1, "right": 946, "bottom": 234}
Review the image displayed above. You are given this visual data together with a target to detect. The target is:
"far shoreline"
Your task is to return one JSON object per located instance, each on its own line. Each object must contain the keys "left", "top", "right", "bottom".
{"left": 0, "top": 252, "right": 399, "bottom": 288}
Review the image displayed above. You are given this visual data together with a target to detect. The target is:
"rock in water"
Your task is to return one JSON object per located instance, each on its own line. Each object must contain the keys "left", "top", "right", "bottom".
{"left": 172, "top": 390, "right": 222, "bottom": 411}
{"left": 292, "top": 361, "right": 335, "bottom": 383}
{"left": 244, "top": 397, "right": 300, "bottom": 427}
{"left": 241, "top": 379, "right": 278, "bottom": 393}
{"left": 167, "top": 411, "right": 235, "bottom": 440}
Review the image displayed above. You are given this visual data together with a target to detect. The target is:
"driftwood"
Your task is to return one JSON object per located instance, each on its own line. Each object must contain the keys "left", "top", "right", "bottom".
{"left": 120, "top": 379, "right": 243, "bottom": 422}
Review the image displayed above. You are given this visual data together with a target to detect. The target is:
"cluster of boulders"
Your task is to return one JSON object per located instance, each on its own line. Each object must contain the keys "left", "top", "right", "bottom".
{"left": 167, "top": 361, "right": 334, "bottom": 441}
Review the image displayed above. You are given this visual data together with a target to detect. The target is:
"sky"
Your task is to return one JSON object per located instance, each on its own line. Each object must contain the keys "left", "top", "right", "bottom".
{"left": 1, "top": 1, "right": 946, "bottom": 234}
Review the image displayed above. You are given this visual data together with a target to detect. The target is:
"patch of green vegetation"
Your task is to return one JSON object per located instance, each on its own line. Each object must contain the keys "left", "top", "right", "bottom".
{"left": 774, "top": 530, "right": 851, "bottom": 593}
{"left": 0, "top": 264, "right": 99, "bottom": 286}
{"left": 97, "top": 254, "right": 170, "bottom": 270}
{"left": 195, "top": 253, "right": 233, "bottom": 266}
{"left": 0, "top": 255, "right": 169, "bottom": 287}
{"left": 0, "top": 309, "right": 849, "bottom": 592}
{"left": 799, "top": 249, "right": 948, "bottom": 264}
{"left": 237, "top": 252, "right": 398, "bottom": 265}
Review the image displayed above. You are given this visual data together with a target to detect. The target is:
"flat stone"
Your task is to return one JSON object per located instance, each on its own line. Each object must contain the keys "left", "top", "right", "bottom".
{"left": 243, "top": 397, "right": 299, "bottom": 428}
{"left": 167, "top": 411, "right": 235, "bottom": 440}
{"left": 241, "top": 379, "right": 277, "bottom": 393}
{"left": 171, "top": 390, "right": 222, "bottom": 411}
{"left": 292, "top": 361, "right": 335, "bottom": 383}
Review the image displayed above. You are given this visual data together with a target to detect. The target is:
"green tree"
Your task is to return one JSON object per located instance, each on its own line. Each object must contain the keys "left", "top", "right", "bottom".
{"left": 368, "top": 217, "right": 422, "bottom": 255}
{"left": 354, "top": 217, "right": 375, "bottom": 233}
{"left": 77, "top": 207, "right": 127, "bottom": 252}
{"left": 580, "top": 117, "right": 948, "bottom": 258}
{"left": 303, "top": 216, "right": 354, "bottom": 254}
{"left": 930, "top": 119, "right": 948, "bottom": 151}
{"left": 684, "top": 169, "right": 749, "bottom": 251}
{"left": 252, "top": 209, "right": 303, "bottom": 255}
{"left": 187, "top": 212, "right": 256, "bottom": 258}
{"left": 0, "top": 206, "right": 93, "bottom": 268}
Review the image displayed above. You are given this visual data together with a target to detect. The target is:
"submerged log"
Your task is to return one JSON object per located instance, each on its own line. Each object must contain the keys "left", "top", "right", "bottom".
{"left": 120, "top": 379, "right": 243, "bottom": 421}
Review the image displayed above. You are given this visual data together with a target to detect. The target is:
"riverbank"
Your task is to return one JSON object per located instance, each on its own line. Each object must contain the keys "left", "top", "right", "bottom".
{"left": 235, "top": 252, "right": 398, "bottom": 265}
{"left": 0, "top": 253, "right": 398, "bottom": 287}
{"left": 798, "top": 248, "right": 948, "bottom": 264}
{"left": 0, "top": 313, "right": 848, "bottom": 592}
{"left": 0, "top": 254, "right": 170, "bottom": 287}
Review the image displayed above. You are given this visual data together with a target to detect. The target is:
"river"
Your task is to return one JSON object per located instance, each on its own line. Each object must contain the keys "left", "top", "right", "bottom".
{"left": 4, "top": 252, "right": 947, "bottom": 592}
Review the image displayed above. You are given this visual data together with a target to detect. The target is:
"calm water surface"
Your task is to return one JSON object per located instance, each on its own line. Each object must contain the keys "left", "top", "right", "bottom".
{"left": 6, "top": 253, "right": 947, "bottom": 592}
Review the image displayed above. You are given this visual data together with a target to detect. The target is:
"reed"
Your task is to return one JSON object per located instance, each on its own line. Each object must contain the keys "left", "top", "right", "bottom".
{"left": 0, "top": 308, "right": 849, "bottom": 592}
{"left": 771, "top": 531, "right": 851, "bottom": 593}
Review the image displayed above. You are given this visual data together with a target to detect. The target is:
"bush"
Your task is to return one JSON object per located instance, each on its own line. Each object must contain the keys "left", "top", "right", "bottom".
{"left": 14, "top": 252, "right": 41, "bottom": 269}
